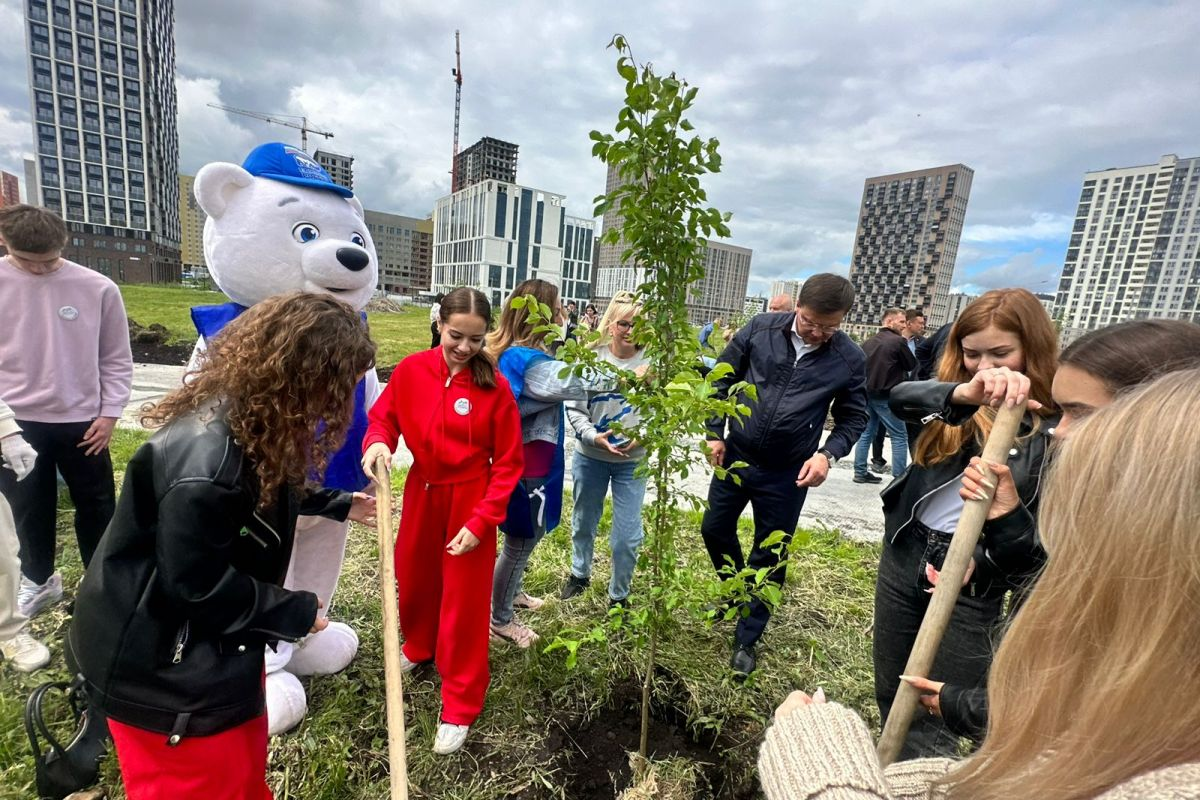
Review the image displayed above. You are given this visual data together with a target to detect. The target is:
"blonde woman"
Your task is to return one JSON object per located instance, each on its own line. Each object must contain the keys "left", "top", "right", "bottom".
{"left": 759, "top": 367, "right": 1200, "bottom": 799}
{"left": 560, "top": 292, "right": 649, "bottom": 608}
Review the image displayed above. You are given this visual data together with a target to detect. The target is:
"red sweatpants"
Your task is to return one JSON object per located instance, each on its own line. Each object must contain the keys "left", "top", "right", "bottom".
{"left": 109, "top": 714, "right": 271, "bottom": 800}
{"left": 396, "top": 468, "right": 496, "bottom": 725}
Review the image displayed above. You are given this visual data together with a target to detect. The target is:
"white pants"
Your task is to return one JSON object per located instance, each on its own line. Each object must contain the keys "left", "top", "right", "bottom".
{"left": 0, "top": 493, "right": 29, "bottom": 640}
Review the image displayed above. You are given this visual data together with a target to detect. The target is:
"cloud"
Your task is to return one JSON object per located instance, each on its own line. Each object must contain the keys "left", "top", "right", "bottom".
{"left": 176, "top": 77, "right": 257, "bottom": 174}
{"left": 954, "top": 249, "right": 1061, "bottom": 295}
{"left": 962, "top": 212, "right": 1073, "bottom": 244}
{"left": 0, "top": 0, "right": 1197, "bottom": 296}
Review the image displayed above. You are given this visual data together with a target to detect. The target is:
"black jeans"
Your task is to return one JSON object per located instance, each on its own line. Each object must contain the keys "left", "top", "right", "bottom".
{"left": 0, "top": 420, "right": 115, "bottom": 583}
{"left": 872, "top": 521, "right": 1004, "bottom": 760}
{"left": 699, "top": 463, "right": 807, "bottom": 647}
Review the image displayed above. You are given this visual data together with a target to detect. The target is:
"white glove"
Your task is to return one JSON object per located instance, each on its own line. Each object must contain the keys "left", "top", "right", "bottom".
{"left": 1, "top": 434, "right": 38, "bottom": 481}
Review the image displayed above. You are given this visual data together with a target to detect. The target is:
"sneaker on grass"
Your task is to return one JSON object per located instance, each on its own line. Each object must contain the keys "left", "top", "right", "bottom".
{"left": 513, "top": 592, "right": 545, "bottom": 611}
{"left": 17, "top": 572, "right": 62, "bottom": 619}
{"left": 1, "top": 630, "right": 51, "bottom": 672}
{"left": 434, "top": 722, "right": 469, "bottom": 755}
{"left": 489, "top": 619, "right": 539, "bottom": 649}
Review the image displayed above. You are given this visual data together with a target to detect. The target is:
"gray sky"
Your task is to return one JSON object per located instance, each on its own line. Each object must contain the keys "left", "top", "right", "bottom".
{"left": 2, "top": 0, "right": 1197, "bottom": 295}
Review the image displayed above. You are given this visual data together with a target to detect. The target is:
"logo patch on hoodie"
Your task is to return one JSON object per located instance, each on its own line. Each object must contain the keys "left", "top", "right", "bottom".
{"left": 454, "top": 397, "right": 471, "bottom": 416}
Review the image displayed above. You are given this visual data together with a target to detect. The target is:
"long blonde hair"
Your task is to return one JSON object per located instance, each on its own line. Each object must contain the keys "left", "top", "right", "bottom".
{"left": 914, "top": 288, "right": 1058, "bottom": 466}
{"left": 486, "top": 278, "right": 560, "bottom": 356}
{"left": 593, "top": 291, "right": 642, "bottom": 352}
{"left": 945, "top": 368, "right": 1200, "bottom": 799}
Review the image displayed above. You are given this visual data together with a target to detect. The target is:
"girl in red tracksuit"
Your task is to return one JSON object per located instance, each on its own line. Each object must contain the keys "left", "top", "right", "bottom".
{"left": 362, "top": 287, "right": 522, "bottom": 756}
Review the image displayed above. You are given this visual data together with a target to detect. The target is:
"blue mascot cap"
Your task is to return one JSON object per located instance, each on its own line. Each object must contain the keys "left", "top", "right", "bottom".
{"left": 241, "top": 142, "right": 354, "bottom": 199}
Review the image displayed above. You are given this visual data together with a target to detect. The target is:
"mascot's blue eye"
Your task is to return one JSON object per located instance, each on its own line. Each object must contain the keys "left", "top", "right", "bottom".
{"left": 351, "top": 233, "right": 366, "bottom": 247}
{"left": 292, "top": 222, "right": 320, "bottom": 243}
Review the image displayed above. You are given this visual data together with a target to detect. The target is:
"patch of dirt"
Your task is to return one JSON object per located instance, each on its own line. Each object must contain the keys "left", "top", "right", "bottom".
{"left": 539, "top": 677, "right": 758, "bottom": 800}
{"left": 131, "top": 339, "right": 194, "bottom": 365}
{"left": 128, "top": 318, "right": 195, "bottom": 365}
{"left": 377, "top": 364, "right": 396, "bottom": 383}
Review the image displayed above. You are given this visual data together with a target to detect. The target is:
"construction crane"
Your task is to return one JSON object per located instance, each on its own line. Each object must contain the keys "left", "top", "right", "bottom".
{"left": 206, "top": 103, "right": 334, "bottom": 153}
{"left": 450, "top": 30, "right": 463, "bottom": 192}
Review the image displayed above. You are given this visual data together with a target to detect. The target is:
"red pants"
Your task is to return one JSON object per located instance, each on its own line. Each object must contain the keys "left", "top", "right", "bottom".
{"left": 109, "top": 714, "right": 271, "bottom": 800}
{"left": 396, "top": 469, "right": 496, "bottom": 725}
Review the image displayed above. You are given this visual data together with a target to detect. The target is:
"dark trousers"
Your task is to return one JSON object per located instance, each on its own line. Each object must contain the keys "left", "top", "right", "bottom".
{"left": 872, "top": 522, "right": 1004, "bottom": 760}
{"left": 699, "top": 464, "right": 807, "bottom": 647}
{"left": 430, "top": 321, "right": 440, "bottom": 349}
{"left": 0, "top": 420, "right": 115, "bottom": 584}
{"left": 905, "top": 422, "right": 923, "bottom": 459}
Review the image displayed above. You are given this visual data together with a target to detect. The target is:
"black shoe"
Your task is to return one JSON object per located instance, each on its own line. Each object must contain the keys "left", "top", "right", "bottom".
{"left": 853, "top": 472, "right": 883, "bottom": 484}
{"left": 731, "top": 644, "right": 756, "bottom": 680}
{"left": 608, "top": 596, "right": 628, "bottom": 610}
{"left": 560, "top": 574, "right": 589, "bottom": 600}
{"left": 869, "top": 459, "right": 889, "bottom": 474}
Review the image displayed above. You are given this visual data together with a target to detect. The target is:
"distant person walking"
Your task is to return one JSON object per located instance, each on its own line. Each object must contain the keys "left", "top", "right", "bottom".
{"left": 853, "top": 307, "right": 916, "bottom": 483}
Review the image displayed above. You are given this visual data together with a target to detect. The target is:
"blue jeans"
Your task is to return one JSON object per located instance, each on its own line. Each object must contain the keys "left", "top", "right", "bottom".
{"left": 569, "top": 453, "right": 648, "bottom": 602}
{"left": 855, "top": 396, "right": 908, "bottom": 478}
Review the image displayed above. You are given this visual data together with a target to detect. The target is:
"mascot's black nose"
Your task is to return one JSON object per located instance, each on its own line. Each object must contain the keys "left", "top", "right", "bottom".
{"left": 336, "top": 247, "right": 370, "bottom": 272}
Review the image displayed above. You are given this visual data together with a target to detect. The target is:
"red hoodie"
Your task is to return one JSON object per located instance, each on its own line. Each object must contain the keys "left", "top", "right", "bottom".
{"left": 364, "top": 348, "right": 523, "bottom": 538}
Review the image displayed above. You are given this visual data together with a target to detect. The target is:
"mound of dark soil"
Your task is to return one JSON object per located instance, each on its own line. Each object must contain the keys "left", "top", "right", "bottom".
{"left": 543, "top": 677, "right": 758, "bottom": 800}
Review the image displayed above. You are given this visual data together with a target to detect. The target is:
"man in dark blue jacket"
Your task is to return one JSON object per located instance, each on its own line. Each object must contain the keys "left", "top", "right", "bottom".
{"left": 702, "top": 273, "right": 868, "bottom": 679}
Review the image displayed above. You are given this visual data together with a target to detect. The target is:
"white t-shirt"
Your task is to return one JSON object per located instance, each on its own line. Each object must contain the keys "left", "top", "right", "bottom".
{"left": 429, "top": 302, "right": 440, "bottom": 325}
{"left": 790, "top": 328, "right": 819, "bottom": 362}
{"left": 916, "top": 478, "right": 966, "bottom": 534}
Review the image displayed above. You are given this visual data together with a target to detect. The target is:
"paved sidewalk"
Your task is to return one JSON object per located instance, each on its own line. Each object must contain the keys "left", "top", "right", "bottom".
{"left": 123, "top": 363, "right": 887, "bottom": 543}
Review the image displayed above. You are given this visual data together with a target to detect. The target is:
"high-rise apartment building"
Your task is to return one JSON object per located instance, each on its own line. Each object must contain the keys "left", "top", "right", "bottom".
{"left": 688, "top": 241, "right": 753, "bottom": 325}
{"left": 0, "top": 172, "right": 19, "bottom": 206}
{"left": 1056, "top": 154, "right": 1200, "bottom": 338}
{"left": 769, "top": 278, "right": 803, "bottom": 303}
{"left": 594, "top": 162, "right": 630, "bottom": 310}
{"left": 849, "top": 164, "right": 973, "bottom": 331}
{"left": 744, "top": 295, "right": 767, "bottom": 316}
{"left": 23, "top": 158, "right": 39, "bottom": 205}
{"left": 594, "top": 162, "right": 752, "bottom": 322}
{"left": 946, "top": 291, "right": 977, "bottom": 323}
{"left": 364, "top": 210, "right": 433, "bottom": 296}
{"left": 178, "top": 173, "right": 205, "bottom": 275}
{"left": 313, "top": 149, "right": 353, "bottom": 192}
{"left": 432, "top": 179, "right": 574, "bottom": 308}
{"left": 561, "top": 214, "right": 594, "bottom": 307}
{"left": 22, "top": 0, "right": 180, "bottom": 282}
{"left": 452, "top": 137, "right": 518, "bottom": 192}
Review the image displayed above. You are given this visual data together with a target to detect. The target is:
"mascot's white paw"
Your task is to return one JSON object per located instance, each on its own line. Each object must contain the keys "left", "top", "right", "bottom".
{"left": 266, "top": 670, "right": 308, "bottom": 736}
{"left": 285, "top": 621, "right": 359, "bottom": 677}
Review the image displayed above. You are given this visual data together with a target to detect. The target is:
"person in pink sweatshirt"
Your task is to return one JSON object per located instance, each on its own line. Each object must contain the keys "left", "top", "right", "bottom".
{"left": 0, "top": 205, "right": 132, "bottom": 620}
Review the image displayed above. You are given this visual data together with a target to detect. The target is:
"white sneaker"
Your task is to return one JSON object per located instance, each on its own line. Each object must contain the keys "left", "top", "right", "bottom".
{"left": 399, "top": 651, "right": 422, "bottom": 673}
{"left": 17, "top": 573, "right": 63, "bottom": 619}
{"left": 433, "top": 722, "right": 469, "bottom": 755}
{"left": 0, "top": 631, "right": 51, "bottom": 672}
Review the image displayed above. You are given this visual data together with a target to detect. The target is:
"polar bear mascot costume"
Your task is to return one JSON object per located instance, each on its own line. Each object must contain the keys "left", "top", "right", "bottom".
{"left": 190, "top": 142, "right": 381, "bottom": 735}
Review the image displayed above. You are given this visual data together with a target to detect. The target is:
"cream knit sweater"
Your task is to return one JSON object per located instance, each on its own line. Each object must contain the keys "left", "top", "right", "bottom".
{"left": 758, "top": 703, "right": 1200, "bottom": 799}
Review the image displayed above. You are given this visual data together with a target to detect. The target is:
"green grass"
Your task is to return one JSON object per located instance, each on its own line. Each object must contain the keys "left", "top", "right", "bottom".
{"left": 117, "top": 284, "right": 433, "bottom": 367}
{"left": 0, "top": 435, "right": 881, "bottom": 799}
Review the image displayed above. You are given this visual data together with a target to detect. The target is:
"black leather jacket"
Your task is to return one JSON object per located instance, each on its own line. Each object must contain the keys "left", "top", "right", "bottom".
{"left": 67, "top": 407, "right": 351, "bottom": 739}
{"left": 882, "top": 381, "right": 1058, "bottom": 592}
